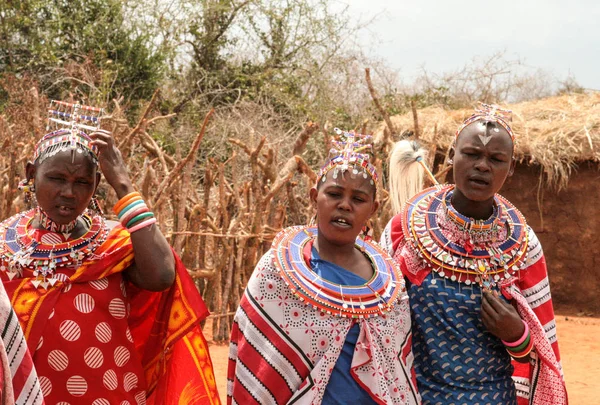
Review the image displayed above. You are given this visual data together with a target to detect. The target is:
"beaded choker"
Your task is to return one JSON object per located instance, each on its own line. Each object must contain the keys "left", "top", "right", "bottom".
{"left": 402, "top": 185, "right": 529, "bottom": 290}
{"left": 442, "top": 191, "right": 505, "bottom": 249}
{"left": 37, "top": 207, "right": 80, "bottom": 234}
{"left": 0, "top": 208, "right": 109, "bottom": 289}
{"left": 272, "top": 226, "right": 404, "bottom": 318}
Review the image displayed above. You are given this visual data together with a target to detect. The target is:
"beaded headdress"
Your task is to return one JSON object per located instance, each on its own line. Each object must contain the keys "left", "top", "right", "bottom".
{"left": 33, "top": 100, "right": 104, "bottom": 165}
{"left": 317, "top": 128, "right": 378, "bottom": 191}
{"left": 455, "top": 103, "right": 514, "bottom": 146}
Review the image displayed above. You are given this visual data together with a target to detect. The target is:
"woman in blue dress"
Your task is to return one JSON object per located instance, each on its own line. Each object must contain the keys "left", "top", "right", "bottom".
{"left": 381, "top": 105, "right": 568, "bottom": 405}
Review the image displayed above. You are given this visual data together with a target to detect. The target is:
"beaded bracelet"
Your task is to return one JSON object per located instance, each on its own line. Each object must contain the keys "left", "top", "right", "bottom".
{"left": 129, "top": 218, "right": 157, "bottom": 233}
{"left": 118, "top": 199, "right": 145, "bottom": 220}
{"left": 501, "top": 321, "right": 529, "bottom": 347}
{"left": 121, "top": 206, "right": 149, "bottom": 226}
{"left": 506, "top": 334, "right": 531, "bottom": 353}
{"left": 126, "top": 212, "right": 154, "bottom": 228}
{"left": 507, "top": 338, "right": 534, "bottom": 359}
{"left": 113, "top": 192, "right": 156, "bottom": 233}
{"left": 113, "top": 191, "right": 142, "bottom": 214}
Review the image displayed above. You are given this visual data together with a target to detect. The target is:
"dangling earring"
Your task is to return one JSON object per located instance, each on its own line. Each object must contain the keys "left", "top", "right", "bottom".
{"left": 18, "top": 179, "right": 35, "bottom": 208}
{"left": 361, "top": 220, "right": 373, "bottom": 241}
{"left": 448, "top": 159, "right": 453, "bottom": 165}
{"left": 88, "top": 195, "right": 103, "bottom": 216}
{"left": 309, "top": 214, "right": 317, "bottom": 227}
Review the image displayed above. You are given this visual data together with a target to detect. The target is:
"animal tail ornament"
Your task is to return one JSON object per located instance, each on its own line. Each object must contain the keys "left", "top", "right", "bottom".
{"left": 388, "top": 140, "right": 438, "bottom": 215}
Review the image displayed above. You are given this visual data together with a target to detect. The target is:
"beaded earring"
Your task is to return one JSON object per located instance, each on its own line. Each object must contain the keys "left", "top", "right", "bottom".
{"left": 88, "top": 195, "right": 103, "bottom": 216}
{"left": 361, "top": 220, "right": 373, "bottom": 240}
{"left": 18, "top": 179, "right": 36, "bottom": 208}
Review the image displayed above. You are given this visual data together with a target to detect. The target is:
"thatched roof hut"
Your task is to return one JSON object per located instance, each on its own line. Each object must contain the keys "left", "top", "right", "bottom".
{"left": 374, "top": 93, "right": 600, "bottom": 314}
{"left": 374, "top": 92, "right": 600, "bottom": 189}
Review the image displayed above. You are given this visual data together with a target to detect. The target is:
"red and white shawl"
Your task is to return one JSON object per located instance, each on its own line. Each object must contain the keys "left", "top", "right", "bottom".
{"left": 0, "top": 284, "right": 43, "bottom": 405}
{"left": 381, "top": 214, "right": 568, "bottom": 405}
{"left": 227, "top": 250, "right": 420, "bottom": 405}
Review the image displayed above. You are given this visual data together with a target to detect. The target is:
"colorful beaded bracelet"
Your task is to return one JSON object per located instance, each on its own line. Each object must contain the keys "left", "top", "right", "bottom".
{"left": 506, "top": 334, "right": 531, "bottom": 353}
{"left": 118, "top": 199, "right": 146, "bottom": 219}
{"left": 113, "top": 191, "right": 142, "bottom": 214}
{"left": 129, "top": 218, "right": 157, "bottom": 233}
{"left": 113, "top": 192, "right": 156, "bottom": 233}
{"left": 121, "top": 206, "right": 149, "bottom": 226}
{"left": 502, "top": 321, "right": 529, "bottom": 347}
{"left": 126, "top": 212, "right": 154, "bottom": 228}
{"left": 507, "top": 338, "right": 534, "bottom": 359}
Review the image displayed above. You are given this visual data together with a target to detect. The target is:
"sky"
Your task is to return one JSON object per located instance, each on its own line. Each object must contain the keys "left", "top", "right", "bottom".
{"left": 342, "top": 0, "right": 600, "bottom": 90}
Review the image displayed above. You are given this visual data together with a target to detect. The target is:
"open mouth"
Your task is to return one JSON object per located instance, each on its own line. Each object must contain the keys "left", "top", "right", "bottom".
{"left": 468, "top": 177, "right": 490, "bottom": 187}
{"left": 57, "top": 205, "right": 75, "bottom": 215}
{"left": 331, "top": 217, "right": 352, "bottom": 228}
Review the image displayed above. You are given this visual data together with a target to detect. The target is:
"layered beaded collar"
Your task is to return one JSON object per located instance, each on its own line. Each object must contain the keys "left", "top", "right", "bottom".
{"left": 0, "top": 208, "right": 108, "bottom": 289}
{"left": 440, "top": 190, "right": 506, "bottom": 250}
{"left": 402, "top": 185, "right": 529, "bottom": 290}
{"left": 272, "top": 226, "right": 405, "bottom": 318}
{"left": 37, "top": 207, "right": 80, "bottom": 234}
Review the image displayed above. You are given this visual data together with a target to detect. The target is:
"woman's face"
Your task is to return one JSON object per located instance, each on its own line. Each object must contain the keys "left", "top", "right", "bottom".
{"left": 451, "top": 122, "right": 515, "bottom": 202}
{"left": 26, "top": 150, "right": 99, "bottom": 224}
{"left": 310, "top": 169, "right": 379, "bottom": 247}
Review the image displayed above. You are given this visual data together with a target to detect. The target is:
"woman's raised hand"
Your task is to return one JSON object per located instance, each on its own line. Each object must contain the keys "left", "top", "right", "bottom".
{"left": 89, "top": 130, "right": 134, "bottom": 198}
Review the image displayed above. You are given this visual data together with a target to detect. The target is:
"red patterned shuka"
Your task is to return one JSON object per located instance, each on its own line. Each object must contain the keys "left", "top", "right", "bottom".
{"left": 0, "top": 219, "right": 220, "bottom": 405}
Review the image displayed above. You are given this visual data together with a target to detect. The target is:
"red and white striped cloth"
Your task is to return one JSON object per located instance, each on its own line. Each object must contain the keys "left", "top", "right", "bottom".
{"left": 0, "top": 284, "right": 44, "bottom": 405}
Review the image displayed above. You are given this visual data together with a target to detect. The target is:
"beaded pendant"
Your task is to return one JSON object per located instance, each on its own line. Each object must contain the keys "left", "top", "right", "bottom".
{"left": 272, "top": 226, "right": 405, "bottom": 318}
{"left": 0, "top": 208, "right": 108, "bottom": 289}
{"left": 402, "top": 185, "right": 529, "bottom": 289}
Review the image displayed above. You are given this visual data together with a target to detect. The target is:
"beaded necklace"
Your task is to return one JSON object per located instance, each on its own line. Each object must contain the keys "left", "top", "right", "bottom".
{"left": 441, "top": 191, "right": 504, "bottom": 250}
{"left": 402, "top": 185, "right": 529, "bottom": 290}
{"left": 272, "top": 226, "right": 405, "bottom": 318}
{"left": 0, "top": 208, "right": 109, "bottom": 289}
{"left": 37, "top": 206, "right": 79, "bottom": 234}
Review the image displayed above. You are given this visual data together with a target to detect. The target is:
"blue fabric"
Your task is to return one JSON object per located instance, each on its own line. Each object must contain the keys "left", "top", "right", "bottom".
{"left": 408, "top": 272, "right": 518, "bottom": 405}
{"left": 310, "top": 248, "right": 378, "bottom": 405}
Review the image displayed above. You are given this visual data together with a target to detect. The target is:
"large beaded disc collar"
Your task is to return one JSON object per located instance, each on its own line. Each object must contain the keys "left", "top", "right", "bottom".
{"left": 0, "top": 208, "right": 108, "bottom": 289}
{"left": 272, "top": 226, "right": 405, "bottom": 318}
{"left": 402, "top": 185, "right": 529, "bottom": 289}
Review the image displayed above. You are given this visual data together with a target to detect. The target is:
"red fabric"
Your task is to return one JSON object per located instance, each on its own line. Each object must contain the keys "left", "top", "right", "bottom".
{"left": 3, "top": 225, "right": 220, "bottom": 404}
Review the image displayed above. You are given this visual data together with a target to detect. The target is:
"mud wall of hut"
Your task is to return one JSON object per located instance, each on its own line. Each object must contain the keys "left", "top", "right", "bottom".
{"left": 498, "top": 162, "right": 600, "bottom": 314}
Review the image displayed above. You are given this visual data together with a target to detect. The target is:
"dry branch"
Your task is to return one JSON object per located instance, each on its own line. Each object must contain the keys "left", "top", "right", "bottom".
{"left": 118, "top": 88, "right": 161, "bottom": 148}
{"left": 365, "top": 67, "right": 396, "bottom": 137}
{"left": 153, "top": 109, "right": 215, "bottom": 206}
{"left": 293, "top": 122, "right": 319, "bottom": 155}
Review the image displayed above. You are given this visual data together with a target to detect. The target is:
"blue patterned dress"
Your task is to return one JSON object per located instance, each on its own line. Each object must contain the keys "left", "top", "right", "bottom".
{"left": 409, "top": 272, "right": 518, "bottom": 405}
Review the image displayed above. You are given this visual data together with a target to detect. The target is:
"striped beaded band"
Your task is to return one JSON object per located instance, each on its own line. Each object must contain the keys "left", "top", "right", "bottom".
{"left": 455, "top": 103, "right": 515, "bottom": 146}
{"left": 34, "top": 100, "right": 105, "bottom": 165}
{"left": 33, "top": 129, "right": 99, "bottom": 165}
{"left": 272, "top": 225, "right": 405, "bottom": 318}
{"left": 317, "top": 128, "right": 378, "bottom": 192}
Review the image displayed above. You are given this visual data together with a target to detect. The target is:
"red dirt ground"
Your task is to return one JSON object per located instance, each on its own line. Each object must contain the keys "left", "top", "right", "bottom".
{"left": 206, "top": 315, "right": 600, "bottom": 404}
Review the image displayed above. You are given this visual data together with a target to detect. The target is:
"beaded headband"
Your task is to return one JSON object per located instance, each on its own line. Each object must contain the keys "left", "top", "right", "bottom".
{"left": 455, "top": 103, "right": 514, "bottom": 146}
{"left": 317, "top": 128, "right": 378, "bottom": 191}
{"left": 33, "top": 100, "right": 104, "bottom": 165}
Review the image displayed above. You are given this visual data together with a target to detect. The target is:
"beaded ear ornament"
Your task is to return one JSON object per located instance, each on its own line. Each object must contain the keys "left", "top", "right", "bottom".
{"left": 317, "top": 128, "right": 378, "bottom": 191}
